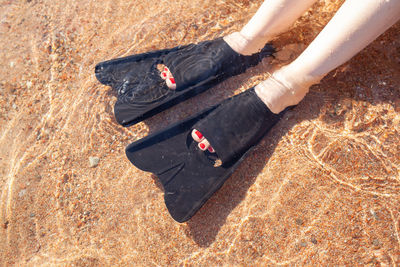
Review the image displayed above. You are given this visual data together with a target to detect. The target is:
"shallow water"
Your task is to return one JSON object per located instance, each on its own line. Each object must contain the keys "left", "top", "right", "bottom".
{"left": 0, "top": 0, "right": 399, "bottom": 265}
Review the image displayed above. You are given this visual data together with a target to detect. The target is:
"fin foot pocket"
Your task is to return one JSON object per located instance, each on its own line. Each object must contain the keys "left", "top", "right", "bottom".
{"left": 125, "top": 88, "right": 285, "bottom": 222}
{"left": 95, "top": 38, "right": 275, "bottom": 126}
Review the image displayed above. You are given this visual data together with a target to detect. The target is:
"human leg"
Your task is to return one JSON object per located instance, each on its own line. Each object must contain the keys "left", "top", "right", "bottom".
{"left": 224, "top": 0, "right": 318, "bottom": 55}
{"left": 256, "top": 0, "right": 400, "bottom": 114}
{"left": 163, "top": 0, "right": 318, "bottom": 89}
{"left": 195, "top": 0, "right": 400, "bottom": 153}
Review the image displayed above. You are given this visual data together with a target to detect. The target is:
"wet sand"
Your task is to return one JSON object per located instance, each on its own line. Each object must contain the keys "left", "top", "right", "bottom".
{"left": 0, "top": 0, "right": 399, "bottom": 265}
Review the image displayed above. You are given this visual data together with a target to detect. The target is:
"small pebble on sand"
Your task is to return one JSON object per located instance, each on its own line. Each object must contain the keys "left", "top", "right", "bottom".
{"left": 300, "top": 240, "right": 307, "bottom": 247}
{"left": 19, "top": 189, "right": 26, "bottom": 197}
{"left": 89, "top": 157, "right": 100, "bottom": 168}
{"left": 372, "top": 238, "right": 381, "bottom": 248}
{"left": 311, "top": 236, "right": 318, "bottom": 244}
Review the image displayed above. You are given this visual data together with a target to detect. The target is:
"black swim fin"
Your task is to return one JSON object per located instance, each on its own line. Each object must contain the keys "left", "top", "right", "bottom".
{"left": 95, "top": 38, "right": 275, "bottom": 126}
{"left": 125, "top": 88, "right": 284, "bottom": 222}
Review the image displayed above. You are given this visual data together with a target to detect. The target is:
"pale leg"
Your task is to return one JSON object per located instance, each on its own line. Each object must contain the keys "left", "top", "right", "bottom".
{"left": 224, "top": 0, "right": 318, "bottom": 55}
{"left": 256, "top": 0, "right": 400, "bottom": 113}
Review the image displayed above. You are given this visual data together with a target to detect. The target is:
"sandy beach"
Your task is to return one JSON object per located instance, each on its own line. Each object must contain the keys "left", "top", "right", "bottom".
{"left": 1, "top": 0, "right": 399, "bottom": 265}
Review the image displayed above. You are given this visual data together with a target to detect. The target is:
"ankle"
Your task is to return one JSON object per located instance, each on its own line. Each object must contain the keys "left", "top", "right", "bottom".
{"left": 223, "top": 32, "right": 268, "bottom": 56}
{"left": 255, "top": 66, "right": 322, "bottom": 113}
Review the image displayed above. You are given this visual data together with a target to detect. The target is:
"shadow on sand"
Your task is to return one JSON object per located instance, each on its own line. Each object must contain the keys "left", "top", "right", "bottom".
{"left": 117, "top": 25, "right": 399, "bottom": 246}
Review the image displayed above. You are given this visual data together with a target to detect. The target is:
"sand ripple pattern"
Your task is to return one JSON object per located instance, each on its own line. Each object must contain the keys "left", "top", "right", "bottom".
{"left": 0, "top": 0, "right": 399, "bottom": 265}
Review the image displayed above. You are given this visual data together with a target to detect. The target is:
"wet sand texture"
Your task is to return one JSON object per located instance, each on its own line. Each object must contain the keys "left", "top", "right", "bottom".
{"left": 1, "top": 0, "right": 400, "bottom": 265}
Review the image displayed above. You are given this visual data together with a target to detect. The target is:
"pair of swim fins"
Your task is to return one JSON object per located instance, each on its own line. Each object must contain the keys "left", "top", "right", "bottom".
{"left": 95, "top": 37, "right": 283, "bottom": 222}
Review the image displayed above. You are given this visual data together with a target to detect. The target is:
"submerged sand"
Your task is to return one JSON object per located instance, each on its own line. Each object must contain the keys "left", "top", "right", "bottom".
{"left": 0, "top": 0, "right": 399, "bottom": 265}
